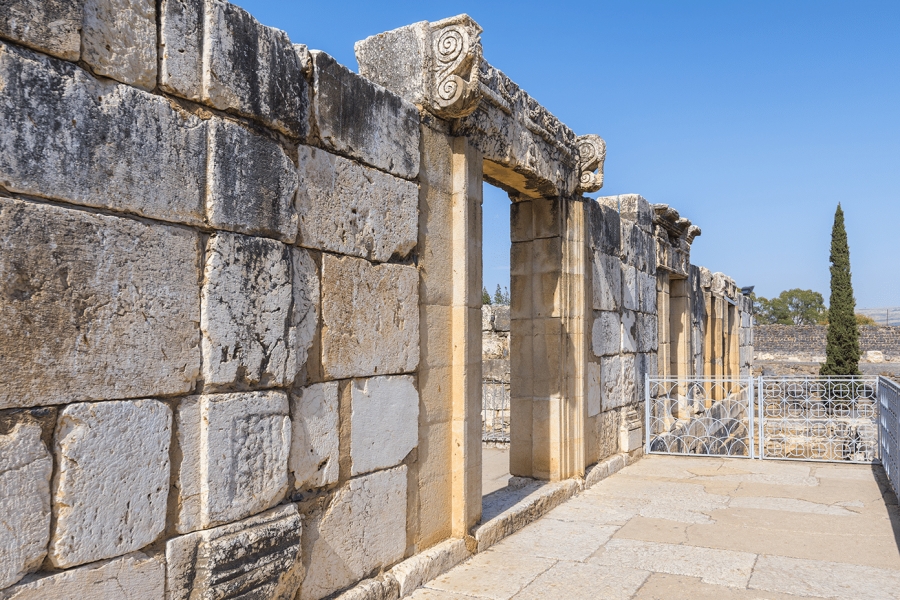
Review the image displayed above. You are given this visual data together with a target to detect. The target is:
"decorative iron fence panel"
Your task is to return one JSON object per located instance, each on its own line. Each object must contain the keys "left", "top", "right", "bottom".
{"left": 645, "top": 378, "right": 754, "bottom": 458}
{"left": 878, "top": 376, "right": 900, "bottom": 497}
{"left": 759, "top": 376, "right": 878, "bottom": 463}
{"left": 482, "top": 380, "right": 510, "bottom": 442}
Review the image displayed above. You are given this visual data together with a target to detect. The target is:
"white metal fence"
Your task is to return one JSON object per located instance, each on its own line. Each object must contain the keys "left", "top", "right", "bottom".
{"left": 879, "top": 376, "right": 900, "bottom": 499}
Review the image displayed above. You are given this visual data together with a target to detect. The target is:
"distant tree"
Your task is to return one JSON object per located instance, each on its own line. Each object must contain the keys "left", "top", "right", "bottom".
{"left": 482, "top": 286, "right": 492, "bottom": 305}
{"left": 820, "top": 204, "right": 860, "bottom": 376}
{"left": 752, "top": 289, "right": 826, "bottom": 325}
{"left": 492, "top": 285, "right": 510, "bottom": 305}
{"left": 856, "top": 314, "right": 877, "bottom": 326}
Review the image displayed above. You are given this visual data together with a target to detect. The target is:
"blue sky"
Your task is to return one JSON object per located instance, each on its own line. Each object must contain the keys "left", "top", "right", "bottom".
{"left": 236, "top": 0, "right": 900, "bottom": 308}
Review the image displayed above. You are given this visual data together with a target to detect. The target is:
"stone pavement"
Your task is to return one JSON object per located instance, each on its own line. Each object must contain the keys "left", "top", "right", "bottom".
{"left": 482, "top": 446, "right": 512, "bottom": 496}
{"left": 411, "top": 455, "right": 900, "bottom": 600}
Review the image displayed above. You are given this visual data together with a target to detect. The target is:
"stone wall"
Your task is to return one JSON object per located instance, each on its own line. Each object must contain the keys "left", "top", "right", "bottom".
{"left": 481, "top": 305, "right": 510, "bottom": 440}
{"left": 755, "top": 325, "right": 900, "bottom": 362}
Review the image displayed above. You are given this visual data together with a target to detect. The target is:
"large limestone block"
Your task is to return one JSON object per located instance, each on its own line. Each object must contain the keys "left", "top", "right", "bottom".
{"left": 296, "top": 145, "right": 417, "bottom": 261}
{"left": 592, "top": 253, "right": 622, "bottom": 312}
{"left": 622, "top": 310, "right": 638, "bottom": 353}
{"left": 310, "top": 51, "right": 420, "bottom": 179}
{"left": 588, "top": 202, "right": 621, "bottom": 257}
{"left": 587, "top": 363, "right": 602, "bottom": 418}
{"left": 350, "top": 376, "right": 419, "bottom": 475}
{"left": 176, "top": 391, "right": 290, "bottom": 533}
{"left": 207, "top": 119, "right": 299, "bottom": 243}
{"left": 600, "top": 355, "right": 624, "bottom": 412}
{"left": 167, "top": 505, "right": 303, "bottom": 600}
{"left": 0, "top": 423, "right": 51, "bottom": 590}
{"left": 592, "top": 311, "right": 621, "bottom": 357}
{"left": 301, "top": 467, "right": 407, "bottom": 600}
{"left": 0, "top": 552, "right": 164, "bottom": 600}
{"left": 82, "top": 0, "right": 157, "bottom": 90}
{"left": 321, "top": 255, "right": 419, "bottom": 379}
{"left": 636, "top": 313, "right": 659, "bottom": 352}
{"left": 618, "top": 194, "right": 653, "bottom": 232}
{"left": 639, "top": 271, "right": 658, "bottom": 313}
{"left": 0, "top": 0, "right": 82, "bottom": 60}
{"left": 49, "top": 400, "right": 172, "bottom": 568}
{"left": 0, "top": 42, "right": 208, "bottom": 225}
{"left": 622, "top": 265, "right": 639, "bottom": 312}
{"left": 622, "top": 354, "right": 637, "bottom": 405}
{"left": 290, "top": 382, "right": 340, "bottom": 492}
{"left": 0, "top": 198, "right": 200, "bottom": 410}
{"left": 201, "top": 234, "right": 318, "bottom": 389}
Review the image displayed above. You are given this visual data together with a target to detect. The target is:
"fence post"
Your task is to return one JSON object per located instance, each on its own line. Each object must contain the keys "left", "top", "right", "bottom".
{"left": 644, "top": 372, "right": 651, "bottom": 455}
{"left": 757, "top": 375, "right": 764, "bottom": 460}
{"left": 749, "top": 376, "right": 755, "bottom": 459}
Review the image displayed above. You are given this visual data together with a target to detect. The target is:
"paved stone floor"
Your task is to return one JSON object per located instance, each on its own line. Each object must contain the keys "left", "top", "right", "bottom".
{"left": 412, "top": 455, "right": 900, "bottom": 600}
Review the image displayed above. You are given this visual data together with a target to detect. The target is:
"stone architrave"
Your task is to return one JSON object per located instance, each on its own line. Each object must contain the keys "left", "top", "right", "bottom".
{"left": 0, "top": 0, "right": 82, "bottom": 60}
{"left": 0, "top": 199, "right": 200, "bottom": 412}
{"left": 586, "top": 363, "right": 602, "bottom": 418}
{"left": 0, "top": 423, "right": 51, "bottom": 590}
{"left": 81, "top": 0, "right": 157, "bottom": 90}
{"left": 0, "top": 552, "right": 164, "bottom": 600}
{"left": 321, "top": 255, "right": 419, "bottom": 379}
{"left": 166, "top": 505, "right": 303, "bottom": 600}
{"left": 176, "top": 391, "right": 291, "bottom": 533}
{"left": 300, "top": 467, "right": 407, "bottom": 600}
{"left": 49, "top": 400, "right": 172, "bottom": 568}
{"left": 350, "top": 376, "right": 419, "bottom": 475}
{"left": 290, "top": 382, "right": 340, "bottom": 491}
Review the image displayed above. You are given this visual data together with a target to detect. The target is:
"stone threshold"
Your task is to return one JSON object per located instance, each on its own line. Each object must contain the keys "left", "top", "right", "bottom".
{"left": 333, "top": 449, "right": 643, "bottom": 600}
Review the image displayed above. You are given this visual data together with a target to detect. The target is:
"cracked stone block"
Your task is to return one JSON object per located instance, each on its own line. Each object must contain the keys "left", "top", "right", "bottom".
{"left": 587, "top": 363, "right": 602, "bottom": 418}
{"left": 588, "top": 202, "right": 621, "bottom": 257}
{"left": 622, "top": 354, "right": 637, "bottom": 406}
{"left": 290, "top": 382, "right": 340, "bottom": 491}
{"left": 49, "top": 400, "right": 172, "bottom": 568}
{"left": 0, "top": 552, "right": 164, "bottom": 599}
{"left": 622, "top": 265, "right": 639, "bottom": 312}
{"left": 350, "top": 376, "right": 419, "bottom": 476}
{"left": 592, "top": 311, "right": 621, "bottom": 357}
{"left": 175, "top": 391, "right": 290, "bottom": 533}
{"left": 0, "top": 422, "right": 51, "bottom": 590}
{"left": 0, "top": 42, "right": 207, "bottom": 226}
{"left": 201, "top": 234, "right": 318, "bottom": 389}
{"left": 592, "top": 253, "right": 621, "bottom": 312}
{"left": 300, "top": 467, "right": 407, "bottom": 600}
{"left": 600, "top": 355, "right": 624, "bottom": 412}
{"left": 321, "top": 255, "right": 419, "bottom": 379}
{"left": 0, "top": 0, "right": 82, "bottom": 60}
{"left": 310, "top": 51, "right": 420, "bottom": 179}
{"left": 167, "top": 504, "right": 303, "bottom": 600}
{"left": 639, "top": 271, "right": 658, "bottom": 314}
{"left": 159, "top": 0, "right": 204, "bottom": 101}
{"left": 618, "top": 194, "right": 653, "bottom": 232}
{"left": 636, "top": 313, "right": 658, "bottom": 352}
{"left": 296, "top": 145, "right": 417, "bottom": 261}
{"left": 622, "top": 310, "right": 637, "bottom": 353}
{"left": 206, "top": 119, "right": 299, "bottom": 243}
{"left": 0, "top": 198, "right": 200, "bottom": 410}
{"left": 82, "top": 0, "right": 157, "bottom": 90}
{"left": 597, "top": 409, "right": 619, "bottom": 460}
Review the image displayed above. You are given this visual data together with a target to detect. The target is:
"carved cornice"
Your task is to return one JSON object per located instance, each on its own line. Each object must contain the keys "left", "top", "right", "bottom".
{"left": 427, "top": 15, "right": 483, "bottom": 119}
{"left": 575, "top": 134, "right": 607, "bottom": 193}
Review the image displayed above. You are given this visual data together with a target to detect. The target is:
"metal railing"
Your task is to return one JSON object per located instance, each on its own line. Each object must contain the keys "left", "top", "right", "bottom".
{"left": 482, "top": 380, "right": 510, "bottom": 442}
{"left": 878, "top": 376, "right": 900, "bottom": 499}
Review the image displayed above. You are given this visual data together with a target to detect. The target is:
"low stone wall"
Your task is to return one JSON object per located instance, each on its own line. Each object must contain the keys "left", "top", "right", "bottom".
{"left": 755, "top": 325, "right": 900, "bottom": 361}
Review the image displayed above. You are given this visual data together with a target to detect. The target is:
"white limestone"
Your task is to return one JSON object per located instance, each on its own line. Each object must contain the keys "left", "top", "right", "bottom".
{"left": 290, "top": 382, "right": 340, "bottom": 491}
{"left": 0, "top": 424, "right": 51, "bottom": 590}
{"left": 601, "top": 355, "right": 624, "bottom": 412}
{"left": 592, "top": 311, "right": 621, "bottom": 357}
{"left": 81, "top": 0, "right": 157, "bottom": 90}
{"left": 592, "top": 254, "right": 622, "bottom": 312}
{"left": 0, "top": 0, "right": 82, "bottom": 60}
{"left": 350, "top": 376, "right": 419, "bottom": 475}
{"left": 587, "top": 363, "right": 602, "bottom": 418}
{"left": 49, "top": 400, "right": 172, "bottom": 568}
{"left": 622, "top": 265, "right": 639, "bottom": 311}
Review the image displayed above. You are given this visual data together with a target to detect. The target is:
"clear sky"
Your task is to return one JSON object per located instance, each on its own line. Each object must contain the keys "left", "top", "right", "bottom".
{"left": 235, "top": 0, "right": 900, "bottom": 308}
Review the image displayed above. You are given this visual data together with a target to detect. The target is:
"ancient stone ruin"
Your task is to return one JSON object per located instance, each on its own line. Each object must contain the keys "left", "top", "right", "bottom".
{"left": 0, "top": 3, "right": 751, "bottom": 598}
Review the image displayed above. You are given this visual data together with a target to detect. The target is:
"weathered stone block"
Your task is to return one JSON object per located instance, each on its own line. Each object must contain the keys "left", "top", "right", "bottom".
{"left": 167, "top": 505, "right": 303, "bottom": 600}
{"left": 587, "top": 363, "right": 602, "bottom": 418}
{"left": 636, "top": 313, "right": 659, "bottom": 352}
{"left": 82, "top": 0, "right": 157, "bottom": 90}
{"left": 159, "top": 0, "right": 203, "bottom": 99}
{"left": 618, "top": 194, "right": 653, "bottom": 232}
{"left": 0, "top": 0, "right": 82, "bottom": 60}
{"left": 600, "top": 355, "right": 623, "bottom": 412}
{"left": 622, "top": 310, "right": 638, "bottom": 353}
{"left": 310, "top": 51, "right": 420, "bottom": 179}
{"left": 300, "top": 467, "right": 407, "bottom": 600}
{"left": 0, "top": 42, "right": 207, "bottom": 225}
{"left": 592, "top": 253, "right": 621, "bottom": 311}
{"left": 0, "top": 198, "right": 200, "bottom": 410}
{"left": 207, "top": 119, "right": 298, "bottom": 243}
{"left": 621, "top": 223, "right": 654, "bottom": 272}
{"left": 202, "top": 234, "right": 318, "bottom": 389}
{"left": 492, "top": 305, "right": 511, "bottom": 332}
{"left": 592, "top": 311, "right": 621, "bottom": 357}
{"left": 597, "top": 409, "right": 619, "bottom": 460}
{"left": 350, "top": 376, "right": 419, "bottom": 476}
{"left": 321, "top": 255, "right": 419, "bottom": 379}
{"left": 176, "top": 391, "right": 290, "bottom": 533}
{"left": 290, "top": 382, "right": 340, "bottom": 491}
{"left": 50, "top": 400, "right": 171, "bottom": 568}
{"left": 622, "top": 354, "right": 637, "bottom": 405}
{"left": 588, "top": 201, "right": 621, "bottom": 256}
{"left": 296, "top": 145, "right": 417, "bottom": 260}
{"left": 0, "top": 552, "right": 163, "bottom": 600}
{"left": 622, "top": 265, "right": 639, "bottom": 312}
{"left": 639, "top": 271, "right": 658, "bottom": 313}
{"left": 0, "top": 422, "right": 51, "bottom": 590}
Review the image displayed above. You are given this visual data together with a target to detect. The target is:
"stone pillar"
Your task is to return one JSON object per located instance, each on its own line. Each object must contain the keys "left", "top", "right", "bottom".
{"left": 669, "top": 278, "right": 691, "bottom": 416}
{"left": 656, "top": 272, "right": 671, "bottom": 378}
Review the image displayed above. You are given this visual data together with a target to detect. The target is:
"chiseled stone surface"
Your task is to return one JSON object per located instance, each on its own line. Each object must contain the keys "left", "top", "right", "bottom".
{"left": 207, "top": 119, "right": 299, "bottom": 243}
{"left": 166, "top": 504, "right": 303, "bottom": 600}
{"left": 0, "top": 42, "right": 207, "bottom": 226}
{"left": 0, "top": 423, "right": 51, "bottom": 590}
{"left": 600, "top": 355, "right": 624, "bottom": 411}
{"left": 592, "top": 311, "right": 621, "bottom": 357}
{"left": 81, "top": 0, "right": 157, "bottom": 90}
{"left": 350, "top": 375, "right": 419, "bottom": 475}
{"left": 0, "top": 0, "right": 82, "bottom": 60}
{"left": 176, "top": 391, "right": 290, "bottom": 533}
{"left": 321, "top": 255, "right": 419, "bottom": 379}
{"left": 0, "top": 198, "right": 200, "bottom": 410}
{"left": 49, "top": 400, "right": 172, "bottom": 568}
{"left": 586, "top": 362, "right": 602, "bottom": 418}
{"left": 0, "top": 552, "right": 164, "bottom": 600}
{"left": 296, "top": 145, "right": 418, "bottom": 261}
{"left": 592, "top": 253, "right": 621, "bottom": 312}
{"left": 300, "top": 466, "right": 408, "bottom": 600}
{"left": 310, "top": 51, "right": 420, "bottom": 180}
{"left": 290, "top": 382, "right": 340, "bottom": 491}
{"left": 159, "top": 0, "right": 204, "bottom": 100}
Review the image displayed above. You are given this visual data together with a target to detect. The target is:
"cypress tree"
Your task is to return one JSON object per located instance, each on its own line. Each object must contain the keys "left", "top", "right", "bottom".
{"left": 820, "top": 204, "right": 860, "bottom": 376}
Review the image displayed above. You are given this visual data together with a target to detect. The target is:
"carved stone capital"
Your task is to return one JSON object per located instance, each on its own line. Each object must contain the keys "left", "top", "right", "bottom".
{"left": 426, "top": 15, "right": 482, "bottom": 119}
{"left": 575, "top": 134, "right": 606, "bottom": 193}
